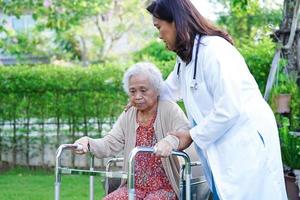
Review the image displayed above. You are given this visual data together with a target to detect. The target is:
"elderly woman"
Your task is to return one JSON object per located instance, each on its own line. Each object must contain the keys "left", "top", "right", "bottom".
{"left": 74, "top": 62, "right": 190, "bottom": 200}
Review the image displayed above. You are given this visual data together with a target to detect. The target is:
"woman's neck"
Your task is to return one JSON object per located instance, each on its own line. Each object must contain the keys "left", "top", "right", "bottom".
{"left": 137, "top": 103, "right": 158, "bottom": 124}
{"left": 138, "top": 103, "right": 157, "bottom": 117}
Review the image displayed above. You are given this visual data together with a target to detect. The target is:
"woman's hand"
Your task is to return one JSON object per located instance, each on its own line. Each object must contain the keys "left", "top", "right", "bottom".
{"left": 153, "top": 140, "right": 173, "bottom": 157}
{"left": 74, "top": 136, "right": 90, "bottom": 154}
{"left": 169, "top": 131, "right": 193, "bottom": 150}
{"left": 124, "top": 101, "right": 132, "bottom": 112}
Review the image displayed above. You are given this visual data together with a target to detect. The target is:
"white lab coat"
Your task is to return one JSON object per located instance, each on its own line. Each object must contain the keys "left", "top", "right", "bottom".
{"left": 162, "top": 35, "right": 287, "bottom": 200}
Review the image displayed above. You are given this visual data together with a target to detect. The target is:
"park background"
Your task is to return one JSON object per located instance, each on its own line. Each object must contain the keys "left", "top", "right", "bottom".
{"left": 0, "top": 0, "right": 300, "bottom": 199}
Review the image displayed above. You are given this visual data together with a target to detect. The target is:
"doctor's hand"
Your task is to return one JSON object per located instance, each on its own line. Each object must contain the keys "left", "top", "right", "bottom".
{"left": 169, "top": 131, "right": 193, "bottom": 150}
{"left": 73, "top": 136, "right": 90, "bottom": 155}
{"left": 153, "top": 140, "right": 173, "bottom": 157}
{"left": 124, "top": 101, "right": 132, "bottom": 112}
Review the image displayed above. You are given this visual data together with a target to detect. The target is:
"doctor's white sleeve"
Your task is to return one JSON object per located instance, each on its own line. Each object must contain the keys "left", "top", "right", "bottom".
{"left": 190, "top": 51, "right": 244, "bottom": 150}
{"left": 160, "top": 66, "right": 182, "bottom": 102}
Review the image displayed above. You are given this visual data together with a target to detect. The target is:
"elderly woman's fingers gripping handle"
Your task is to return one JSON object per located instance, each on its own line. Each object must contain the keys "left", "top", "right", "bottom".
{"left": 73, "top": 136, "right": 90, "bottom": 154}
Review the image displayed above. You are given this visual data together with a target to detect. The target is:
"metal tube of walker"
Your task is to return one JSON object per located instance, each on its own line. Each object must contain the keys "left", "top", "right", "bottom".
{"left": 105, "top": 157, "right": 124, "bottom": 195}
{"left": 128, "top": 147, "right": 191, "bottom": 200}
{"left": 54, "top": 144, "right": 82, "bottom": 200}
{"left": 55, "top": 145, "right": 64, "bottom": 200}
{"left": 89, "top": 155, "right": 95, "bottom": 200}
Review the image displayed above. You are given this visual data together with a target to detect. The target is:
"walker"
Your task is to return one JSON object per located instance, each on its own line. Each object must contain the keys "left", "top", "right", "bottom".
{"left": 54, "top": 144, "right": 211, "bottom": 200}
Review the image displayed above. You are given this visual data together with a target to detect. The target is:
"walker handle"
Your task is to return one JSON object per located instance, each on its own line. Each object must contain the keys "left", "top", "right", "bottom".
{"left": 127, "top": 147, "right": 191, "bottom": 200}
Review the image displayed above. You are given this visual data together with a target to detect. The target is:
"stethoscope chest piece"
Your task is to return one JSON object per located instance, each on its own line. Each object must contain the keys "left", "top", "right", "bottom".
{"left": 190, "top": 80, "right": 198, "bottom": 90}
{"left": 177, "top": 34, "right": 201, "bottom": 91}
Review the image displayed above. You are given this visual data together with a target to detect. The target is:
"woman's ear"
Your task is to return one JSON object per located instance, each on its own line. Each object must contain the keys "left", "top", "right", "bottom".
{"left": 172, "top": 21, "right": 176, "bottom": 28}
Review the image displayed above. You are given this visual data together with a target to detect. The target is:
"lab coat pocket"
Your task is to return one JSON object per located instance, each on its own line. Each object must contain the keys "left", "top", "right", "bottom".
{"left": 220, "top": 127, "right": 267, "bottom": 177}
{"left": 256, "top": 131, "right": 270, "bottom": 166}
{"left": 250, "top": 130, "right": 268, "bottom": 168}
{"left": 257, "top": 131, "right": 265, "bottom": 147}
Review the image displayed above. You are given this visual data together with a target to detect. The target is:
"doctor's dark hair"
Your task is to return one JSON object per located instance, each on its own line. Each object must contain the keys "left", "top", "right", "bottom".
{"left": 147, "top": 0, "right": 233, "bottom": 63}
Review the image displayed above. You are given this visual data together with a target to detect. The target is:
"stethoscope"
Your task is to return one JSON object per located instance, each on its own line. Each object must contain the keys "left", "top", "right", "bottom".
{"left": 176, "top": 35, "right": 201, "bottom": 90}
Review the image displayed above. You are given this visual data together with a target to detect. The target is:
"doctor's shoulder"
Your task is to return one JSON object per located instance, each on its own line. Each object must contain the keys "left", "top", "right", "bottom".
{"left": 201, "top": 36, "right": 233, "bottom": 53}
{"left": 200, "top": 36, "right": 240, "bottom": 65}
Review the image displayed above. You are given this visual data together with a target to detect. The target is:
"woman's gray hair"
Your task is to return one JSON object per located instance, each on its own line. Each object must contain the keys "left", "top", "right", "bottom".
{"left": 123, "top": 62, "right": 163, "bottom": 94}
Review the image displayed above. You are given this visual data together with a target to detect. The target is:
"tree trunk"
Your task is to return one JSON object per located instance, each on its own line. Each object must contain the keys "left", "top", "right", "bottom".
{"left": 276, "top": 0, "right": 300, "bottom": 77}
{"left": 69, "top": 117, "right": 75, "bottom": 168}
{"left": 25, "top": 116, "right": 30, "bottom": 167}
{"left": 12, "top": 118, "right": 17, "bottom": 167}
{"left": 265, "top": 0, "right": 300, "bottom": 100}
{"left": 55, "top": 93, "right": 61, "bottom": 149}
{"left": 41, "top": 120, "right": 45, "bottom": 168}
{"left": 25, "top": 99, "right": 31, "bottom": 167}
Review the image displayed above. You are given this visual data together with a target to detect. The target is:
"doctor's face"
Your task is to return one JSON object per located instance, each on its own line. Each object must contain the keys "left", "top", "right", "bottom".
{"left": 153, "top": 17, "right": 176, "bottom": 51}
{"left": 128, "top": 74, "right": 158, "bottom": 112}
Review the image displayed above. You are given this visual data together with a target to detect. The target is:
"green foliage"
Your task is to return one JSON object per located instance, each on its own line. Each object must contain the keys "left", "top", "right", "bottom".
{"left": 0, "top": 0, "right": 112, "bottom": 32}
{"left": 0, "top": 63, "right": 129, "bottom": 165}
{"left": 0, "top": 0, "right": 112, "bottom": 59}
{"left": 0, "top": 0, "right": 151, "bottom": 63}
{"left": 1, "top": 31, "right": 43, "bottom": 56}
{"left": 0, "top": 0, "right": 111, "bottom": 57}
{"left": 278, "top": 116, "right": 300, "bottom": 169}
{"left": 239, "top": 36, "right": 276, "bottom": 93}
{"left": 230, "top": 0, "right": 249, "bottom": 10}
{"left": 134, "top": 41, "right": 176, "bottom": 62}
{"left": 290, "top": 85, "right": 300, "bottom": 131}
{"left": 133, "top": 40, "right": 176, "bottom": 79}
{"left": 215, "top": 0, "right": 282, "bottom": 45}
{"left": 0, "top": 64, "right": 127, "bottom": 121}
{"left": 273, "top": 72, "right": 297, "bottom": 95}
{"left": 269, "top": 67, "right": 300, "bottom": 131}
{"left": 271, "top": 71, "right": 300, "bottom": 169}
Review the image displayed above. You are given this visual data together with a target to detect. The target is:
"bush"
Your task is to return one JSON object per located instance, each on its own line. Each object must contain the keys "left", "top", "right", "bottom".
{"left": 278, "top": 116, "right": 300, "bottom": 169}
{"left": 0, "top": 63, "right": 127, "bottom": 124}
{"left": 0, "top": 63, "right": 129, "bottom": 166}
{"left": 239, "top": 37, "right": 276, "bottom": 94}
{"left": 133, "top": 40, "right": 176, "bottom": 79}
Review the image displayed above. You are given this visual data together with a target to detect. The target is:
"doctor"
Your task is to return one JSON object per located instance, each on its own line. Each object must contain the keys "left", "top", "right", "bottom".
{"left": 147, "top": 0, "right": 287, "bottom": 199}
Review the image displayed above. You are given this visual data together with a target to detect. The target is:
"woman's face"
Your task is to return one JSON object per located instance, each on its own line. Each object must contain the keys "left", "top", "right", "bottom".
{"left": 153, "top": 17, "right": 176, "bottom": 51}
{"left": 128, "top": 74, "right": 158, "bottom": 112}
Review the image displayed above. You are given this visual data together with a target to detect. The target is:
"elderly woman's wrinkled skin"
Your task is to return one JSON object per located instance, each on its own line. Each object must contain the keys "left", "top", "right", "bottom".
{"left": 128, "top": 74, "right": 158, "bottom": 113}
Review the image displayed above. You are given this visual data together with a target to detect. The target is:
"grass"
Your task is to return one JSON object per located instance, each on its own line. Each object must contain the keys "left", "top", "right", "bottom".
{"left": 0, "top": 167, "right": 105, "bottom": 200}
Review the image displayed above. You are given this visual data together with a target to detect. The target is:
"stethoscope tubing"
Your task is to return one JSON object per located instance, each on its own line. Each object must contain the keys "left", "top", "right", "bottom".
{"left": 176, "top": 35, "right": 201, "bottom": 90}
